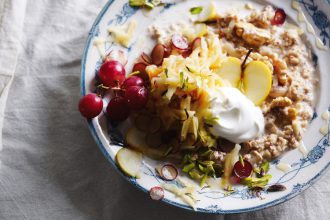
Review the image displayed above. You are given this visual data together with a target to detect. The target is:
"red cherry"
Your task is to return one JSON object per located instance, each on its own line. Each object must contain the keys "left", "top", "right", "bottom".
{"left": 271, "top": 8, "right": 286, "bottom": 26}
{"left": 124, "top": 86, "right": 148, "bottom": 110}
{"left": 98, "top": 60, "right": 126, "bottom": 87}
{"left": 106, "top": 96, "right": 130, "bottom": 121}
{"left": 78, "top": 93, "right": 103, "bottom": 119}
{"left": 122, "top": 76, "right": 144, "bottom": 89}
{"left": 233, "top": 160, "right": 253, "bottom": 179}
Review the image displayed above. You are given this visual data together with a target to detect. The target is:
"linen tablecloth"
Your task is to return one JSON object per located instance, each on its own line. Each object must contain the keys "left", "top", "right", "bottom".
{"left": 0, "top": 0, "right": 329, "bottom": 219}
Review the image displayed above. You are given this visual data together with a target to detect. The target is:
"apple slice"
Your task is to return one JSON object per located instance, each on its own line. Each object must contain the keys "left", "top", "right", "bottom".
{"left": 126, "top": 126, "right": 169, "bottom": 159}
{"left": 217, "top": 57, "right": 242, "bottom": 87}
{"left": 196, "top": 2, "right": 217, "bottom": 22}
{"left": 116, "top": 148, "right": 142, "bottom": 178}
{"left": 243, "top": 61, "right": 272, "bottom": 105}
{"left": 195, "top": 23, "right": 207, "bottom": 37}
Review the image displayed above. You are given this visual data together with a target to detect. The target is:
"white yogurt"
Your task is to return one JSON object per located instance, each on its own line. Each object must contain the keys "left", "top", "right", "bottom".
{"left": 207, "top": 87, "right": 265, "bottom": 143}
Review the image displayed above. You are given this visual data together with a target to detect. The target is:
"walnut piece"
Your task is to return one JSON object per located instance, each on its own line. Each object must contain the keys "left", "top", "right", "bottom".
{"left": 234, "top": 22, "right": 271, "bottom": 46}
{"left": 270, "top": 97, "right": 293, "bottom": 108}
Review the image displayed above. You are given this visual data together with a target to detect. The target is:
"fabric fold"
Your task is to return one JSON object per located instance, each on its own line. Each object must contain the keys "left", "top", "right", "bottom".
{"left": 0, "top": 0, "right": 27, "bottom": 149}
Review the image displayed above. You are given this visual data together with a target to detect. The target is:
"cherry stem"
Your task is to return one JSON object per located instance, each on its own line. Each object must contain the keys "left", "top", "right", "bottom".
{"left": 241, "top": 48, "right": 253, "bottom": 72}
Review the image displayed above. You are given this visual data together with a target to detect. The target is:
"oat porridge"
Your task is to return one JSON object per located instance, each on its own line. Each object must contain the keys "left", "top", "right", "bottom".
{"left": 143, "top": 4, "right": 316, "bottom": 165}
{"left": 81, "top": 1, "right": 320, "bottom": 207}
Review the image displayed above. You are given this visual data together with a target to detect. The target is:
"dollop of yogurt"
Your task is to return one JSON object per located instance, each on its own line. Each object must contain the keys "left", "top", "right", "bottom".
{"left": 207, "top": 87, "right": 265, "bottom": 143}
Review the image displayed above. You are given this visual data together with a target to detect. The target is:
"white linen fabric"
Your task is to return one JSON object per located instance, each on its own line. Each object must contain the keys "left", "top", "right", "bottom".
{"left": 0, "top": 0, "right": 329, "bottom": 219}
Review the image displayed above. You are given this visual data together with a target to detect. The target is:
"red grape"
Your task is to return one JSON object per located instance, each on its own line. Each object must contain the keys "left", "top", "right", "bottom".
{"left": 105, "top": 50, "right": 127, "bottom": 66}
{"left": 78, "top": 93, "right": 103, "bottom": 119}
{"left": 132, "top": 62, "right": 149, "bottom": 82}
{"left": 271, "top": 8, "right": 286, "bottom": 26}
{"left": 233, "top": 160, "right": 253, "bottom": 179}
{"left": 106, "top": 96, "right": 130, "bottom": 121}
{"left": 181, "top": 49, "right": 192, "bottom": 58}
{"left": 149, "top": 186, "right": 164, "bottom": 200}
{"left": 171, "top": 34, "right": 189, "bottom": 50}
{"left": 98, "top": 60, "right": 126, "bottom": 87}
{"left": 133, "top": 62, "right": 147, "bottom": 75}
{"left": 230, "top": 174, "right": 241, "bottom": 184}
{"left": 124, "top": 86, "right": 148, "bottom": 110}
{"left": 191, "top": 37, "right": 201, "bottom": 50}
{"left": 122, "top": 76, "right": 144, "bottom": 88}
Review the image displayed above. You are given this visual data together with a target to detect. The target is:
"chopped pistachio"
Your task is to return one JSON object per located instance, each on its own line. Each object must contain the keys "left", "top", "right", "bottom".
{"left": 183, "top": 162, "right": 195, "bottom": 173}
{"left": 224, "top": 190, "right": 236, "bottom": 197}
{"left": 189, "top": 169, "right": 202, "bottom": 180}
{"left": 180, "top": 72, "right": 184, "bottom": 86}
{"left": 144, "top": 2, "right": 154, "bottom": 9}
{"left": 200, "top": 174, "right": 208, "bottom": 186}
{"left": 241, "top": 174, "right": 272, "bottom": 188}
{"left": 190, "top": 6, "right": 203, "bottom": 15}
{"left": 260, "top": 160, "right": 270, "bottom": 173}
{"left": 254, "top": 160, "right": 270, "bottom": 177}
{"left": 129, "top": 0, "right": 146, "bottom": 7}
{"left": 129, "top": 0, "right": 160, "bottom": 9}
{"left": 200, "top": 149, "right": 212, "bottom": 157}
{"left": 207, "top": 164, "right": 215, "bottom": 175}
{"left": 204, "top": 117, "right": 219, "bottom": 125}
{"left": 198, "top": 164, "right": 206, "bottom": 172}
{"left": 198, "top": 160, "right": 214, "bottom": 166}
{"left": 151, "top": 0, "right": 161, "bottom": 6}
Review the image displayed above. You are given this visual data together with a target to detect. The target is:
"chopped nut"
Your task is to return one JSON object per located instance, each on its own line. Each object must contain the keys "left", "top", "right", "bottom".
{"left": 276, "top": 69, "right": 288, "bottom": 85}
{"left": 248, "top": 5, "right": 274, "bottom": 29}
{"left": 278, "top": 137, "right": 288, "bottom": 150}
{"left": 269, "top": 86, "right": 289, "bottom": 98}
{"left": 268, "top": 134, "right": 278, "bottom": 144}
{"left": 235, "top": 27, "right": 244, "bottom": 37}
{"left": 273, "top": 59, "right": 288, "bottom": 71}
{"left": 281, "top": 31, "right": 297, "bottom": 47}
{"left": 287, "top": 108, "right": 297, "bottom": 120}
{"left": 292, "top": 120, "right": 302, "bottom": 138}
{"left": 235, "top": 22, "right": 270, "bottom": 46}
{"left": 270, "top": 97, "right": 293, "bottom": 108}
{"left": 288, "top": 53, "right": 300, "bottom": 66}
{"left": 265, "top": 122, "right": 278, "bottom": 133}
{"left": 262, "top": 150, "right": 272, "bottom": 160}
{"left": 245, "top": 3, "right": 253, "bottom": 10}
{"left": 251, "top": 150, "right": 263, "bottom": 162}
